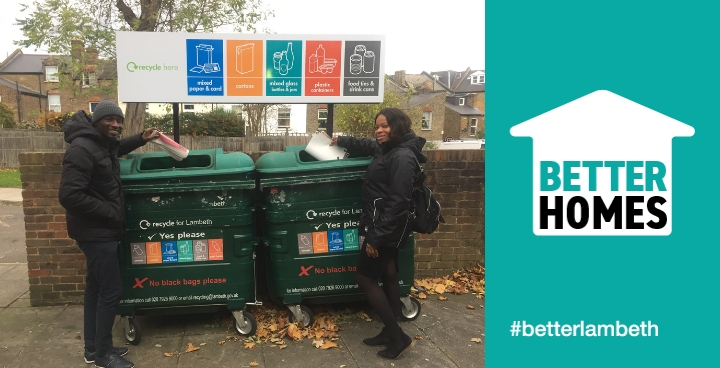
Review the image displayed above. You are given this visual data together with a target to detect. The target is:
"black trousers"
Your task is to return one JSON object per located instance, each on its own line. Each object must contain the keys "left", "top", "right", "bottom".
{"left": 78, "top": 241, "right": 123, "bottom": 358}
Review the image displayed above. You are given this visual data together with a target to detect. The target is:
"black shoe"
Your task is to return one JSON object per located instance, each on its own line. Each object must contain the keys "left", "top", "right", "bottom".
{"left": 94, "top": 353, "right": 134, "bottom": 368}
{"left": 363, "top": 327, "right": 390, "bottom": 346}
{"left": 378, "top": 332, "right": 413, "bottom": 360}
{"left": 84, "top": 347, "right": 129, "bottom": 364}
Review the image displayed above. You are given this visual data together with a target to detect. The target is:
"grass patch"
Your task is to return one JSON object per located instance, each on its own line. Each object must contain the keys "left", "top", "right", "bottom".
{"left": 0, "top": 168, "right": 21, "bottom": 188}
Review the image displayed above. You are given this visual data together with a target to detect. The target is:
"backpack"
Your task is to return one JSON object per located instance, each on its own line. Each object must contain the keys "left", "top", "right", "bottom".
{"left": 410, "top": 157, "right": 445, "bottom": 234}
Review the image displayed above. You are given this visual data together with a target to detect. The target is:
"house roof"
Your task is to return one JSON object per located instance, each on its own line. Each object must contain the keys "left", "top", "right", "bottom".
{"left": 0, "top": 76, "right": 45, "bottom": 98}
{"left": 446, "top": 102, "right": 484, "bottom": 116}
{"left": 423, "top": 68, "right": 485, "bottom": 94}
{"left": 408, "top": 91, "right": 445, "bottom": 106}
{"left": 0, "top": 52, "right": 53, "bottom": 74}
{"left": 0, "top": 49, "right": 117, "bottom": 80}
{"left": 454, "top": 69, "right": 485, "bottom": 93}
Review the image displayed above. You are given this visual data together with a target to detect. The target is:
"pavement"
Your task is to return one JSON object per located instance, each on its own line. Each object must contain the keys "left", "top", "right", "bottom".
{"left": 0, "top": 201, "right": 486, "bottom": 368}
{"left": 0, "top": 188, "right": 21, "bottom": 207}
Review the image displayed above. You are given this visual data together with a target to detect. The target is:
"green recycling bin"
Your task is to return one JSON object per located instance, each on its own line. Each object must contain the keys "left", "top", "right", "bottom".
{"left": 117, "top": 148, "right": 259, "bottom": 344}
{"left": 255, "top": 146, "right": 421, "bottom": 327}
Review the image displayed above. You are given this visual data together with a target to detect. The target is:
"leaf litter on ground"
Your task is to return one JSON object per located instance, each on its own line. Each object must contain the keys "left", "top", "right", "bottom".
{"left": 160, "top": 265, "right": 484, "bottom": 357}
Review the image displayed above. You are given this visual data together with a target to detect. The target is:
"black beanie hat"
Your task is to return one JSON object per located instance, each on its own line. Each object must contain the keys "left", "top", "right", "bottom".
{"left": 91, "top": 99, "right": 124, "bottom": 125}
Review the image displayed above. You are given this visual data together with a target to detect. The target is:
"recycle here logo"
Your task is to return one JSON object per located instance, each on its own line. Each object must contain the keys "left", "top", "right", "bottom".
{"left": 510, "top": 90, "right": 694, "bottom": 236}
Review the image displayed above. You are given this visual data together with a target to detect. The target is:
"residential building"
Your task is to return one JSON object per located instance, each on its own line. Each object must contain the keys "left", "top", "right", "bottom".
{"left": 424, "top": 68, "right": 485, "bottom": 140}
{"left": 0, "top": 40, "right": 119, "bottom": 124}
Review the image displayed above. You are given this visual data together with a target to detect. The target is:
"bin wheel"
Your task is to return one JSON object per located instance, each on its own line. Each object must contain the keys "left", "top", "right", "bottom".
{"left": 401, "top": 297, "right": 422, "bottom": 321}
{"left": 123, "top": 317, "right": 142, "bottom": 345}
{"left": 234, "top": 310, "right": 257, "bottom": 336}
{"left": 289, "top": 305, "right": 314, "bottom": 327}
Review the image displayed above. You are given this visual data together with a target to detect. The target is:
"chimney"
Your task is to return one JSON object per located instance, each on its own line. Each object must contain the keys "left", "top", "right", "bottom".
{"left": 86, "top": 47, "right": 99, "bottom": 63}
{"left": 71, "top": 39, "right": 84, "bottom": 61}
{"left": 394, "top": 70, "right": 406, "bottom": 86}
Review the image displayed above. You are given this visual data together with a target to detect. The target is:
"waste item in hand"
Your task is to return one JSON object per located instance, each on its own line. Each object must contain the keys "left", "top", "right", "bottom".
{"left": 151, "top": 131, "right": 189, "bottom": 161}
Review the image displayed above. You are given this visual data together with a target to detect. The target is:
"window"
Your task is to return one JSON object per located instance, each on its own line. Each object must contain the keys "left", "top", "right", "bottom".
{"left": 471, "top": 75, "right": 485, "bottom": 84}
{"left": 183, "top": 104, "right": 195, "bottom": 114}
{"left": 421, "top": 112, "right": 432, "bottom": 130}
{"left": 82, "top": 72, "right": 97, "bottom": 87}
{"left": 278, "top": 107, "right": 291, "bottom": 128}
{"left": 470, "top": 118, "right": 478, "bottom": 135}
{"left": 458, "top": 98, "right": 465, "bottom": 106}
{"left": 89, "top": 102, "right": 100, "bottom": 112}
{"left": 318, "top": 108, "right": 328, "bottom": 130}
{"left": 45, "top": 66, "right": 59, "bottom": 82}
{"left": 48, "top": 94, "right": 61, "bottom": 112}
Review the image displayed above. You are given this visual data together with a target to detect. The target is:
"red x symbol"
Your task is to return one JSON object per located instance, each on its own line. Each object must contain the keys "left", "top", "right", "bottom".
{"left": 133, "top": 277, "right": 149, "bottom": 288}
{"left": 299, "top": 265, "right": 314, "bottom": 277}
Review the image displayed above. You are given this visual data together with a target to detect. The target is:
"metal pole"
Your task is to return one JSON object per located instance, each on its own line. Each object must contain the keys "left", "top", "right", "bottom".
{"left": 326, "top": 103, "right": 334, "bottom": 136}
{"left": 172, "top": 103, "right": 180, "bottom": 143}
{"left": 15, "top": 82, "right": 21, "bottom": 123}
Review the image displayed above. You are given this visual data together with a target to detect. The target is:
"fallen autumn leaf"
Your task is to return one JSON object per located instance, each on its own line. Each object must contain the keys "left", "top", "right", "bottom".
{"left": 185, "top": 343, "right": 200, "bottom": 353}
{"left": 467, "top": 305, "right": 475, "bottom": 309}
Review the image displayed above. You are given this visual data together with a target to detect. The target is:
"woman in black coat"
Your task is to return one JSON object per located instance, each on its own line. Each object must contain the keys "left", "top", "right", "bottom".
{"left": 331, "top": 108, "right": 427, "bottom": 359}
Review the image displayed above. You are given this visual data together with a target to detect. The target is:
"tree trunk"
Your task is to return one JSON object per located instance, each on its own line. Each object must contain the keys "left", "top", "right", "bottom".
{"left": 123, "top": 102, "right": 146, "bottom": 136}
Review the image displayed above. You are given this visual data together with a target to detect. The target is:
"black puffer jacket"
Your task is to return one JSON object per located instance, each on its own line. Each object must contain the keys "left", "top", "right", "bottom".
{"left": 58, "top": 110, "right": 146, "bottom": 242}
{"left": 338, "top": 132, "right": 427, "bottom": 248}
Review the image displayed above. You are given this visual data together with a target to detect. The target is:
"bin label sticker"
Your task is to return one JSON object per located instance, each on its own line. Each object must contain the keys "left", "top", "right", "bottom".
{"left": 343, "top": 229, "right": 359, "bottom": 251}
{"left": 328, "top": 230, "right": 344, "bottom": 252}
{"left": 312, "top": 231, "right": 329, "bottom": 253}
{"left": 296, "top": 228, "right": 362, "bottom": 255}
{"left": 131, "top": 242, "right": 147, "bottom": 264}
{"left": 162, "top": 241, "right": 178, "bottom": 263}
{"left": 297, "top": 233, "right": 314, "bottom": 255}
{"left": 177, "top": 240, "right": 193, "bottom": 262}
{"left": 208, "top": 239, "right": 224, "bottom": 261}
{"left": 146, "top": 242, "right": 162, "bottom": 264}
{"left": 194, "top": 239, "right": 209, "bottom": 261}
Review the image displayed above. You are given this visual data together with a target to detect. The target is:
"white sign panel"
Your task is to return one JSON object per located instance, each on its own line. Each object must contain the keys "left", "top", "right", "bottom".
{"left": 116, "top": 32, "right": 385, "bottom": 103}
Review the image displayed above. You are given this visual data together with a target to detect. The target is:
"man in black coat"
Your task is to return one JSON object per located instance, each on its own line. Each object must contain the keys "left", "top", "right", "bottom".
{"left": 59, "top": 100, "right": 158, "bottom": 368}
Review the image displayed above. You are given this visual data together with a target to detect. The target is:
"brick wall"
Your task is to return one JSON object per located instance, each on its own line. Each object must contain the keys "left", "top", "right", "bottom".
{"left": 414, "top": 150, "right": 484, "bottom": 277}
{"left": 19, "top": 152, "right": 85, "bottom": 307}
{"left": 0, "top": 84, "right": 46, "bottom": 124}
{"left": 19, "top": 149, "right": 484, "bottom": 305}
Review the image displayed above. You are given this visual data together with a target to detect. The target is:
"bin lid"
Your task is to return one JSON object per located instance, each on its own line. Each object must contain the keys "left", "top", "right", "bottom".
{"left": 255, "top": 145, "right": 371, "bottom": 174}
{"left": 120, "top": 148, "right": 255, "bottom": 180}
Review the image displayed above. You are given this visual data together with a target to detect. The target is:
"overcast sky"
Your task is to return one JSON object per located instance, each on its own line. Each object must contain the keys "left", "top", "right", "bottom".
{"left": 1, "top": 0, "right": 484, "bottom": 74}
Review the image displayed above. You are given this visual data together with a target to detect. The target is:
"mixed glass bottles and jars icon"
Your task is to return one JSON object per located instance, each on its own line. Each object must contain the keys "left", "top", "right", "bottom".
{"left": 308, "top": 44, "right": 337, "bottom": 74}
{"left": 349, "top": 45, "right": 375, "bottom": 75}
{"left": 273, "top": 42, "right": 295, "bottom": 76}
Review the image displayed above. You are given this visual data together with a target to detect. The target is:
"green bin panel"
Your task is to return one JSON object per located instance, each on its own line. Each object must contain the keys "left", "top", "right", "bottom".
{"left": 256, "top": 146, "right": 415, "bottom": 305}
{"left": 118, "top": 149, "right": 257, "bottom": 313}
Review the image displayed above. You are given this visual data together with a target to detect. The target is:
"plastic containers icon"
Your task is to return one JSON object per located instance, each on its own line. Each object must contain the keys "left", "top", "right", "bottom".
{"left": 308, "top": 44, "right": 337, "bottom": 74}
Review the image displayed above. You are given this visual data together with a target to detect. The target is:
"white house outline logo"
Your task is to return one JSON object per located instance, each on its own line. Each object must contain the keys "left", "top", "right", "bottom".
{"left": 510, "top": 90, "right": 694, "bottom": 236}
